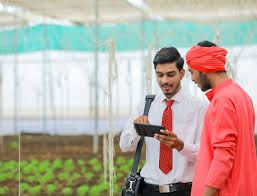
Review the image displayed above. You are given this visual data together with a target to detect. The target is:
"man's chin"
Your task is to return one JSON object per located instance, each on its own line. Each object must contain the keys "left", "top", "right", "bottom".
{"left": 200, "top": 86, "right": 211, "bottom": 92}
{"left": 163, "top": 91, "right": 174, "bottom": 98}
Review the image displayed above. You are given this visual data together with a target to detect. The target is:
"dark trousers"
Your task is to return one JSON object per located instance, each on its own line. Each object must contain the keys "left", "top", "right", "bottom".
{"left": 141, "top": 184, "right": 191, "bottom": 196}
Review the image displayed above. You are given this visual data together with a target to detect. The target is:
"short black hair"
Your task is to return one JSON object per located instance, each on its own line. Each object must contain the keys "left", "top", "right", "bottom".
{"left": 197, "top": 40, "right": 226, "bottom": 73}
{"left": 197, "top": 40, "right": 217, "bottom": 47}
{"left": 153, "top": 47, "right": 184, "bottom": 71}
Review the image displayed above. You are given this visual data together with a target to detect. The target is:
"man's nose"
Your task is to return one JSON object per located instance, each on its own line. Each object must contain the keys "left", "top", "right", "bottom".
{"left": 161, "top": 75, "right": 169, "bottom": 83}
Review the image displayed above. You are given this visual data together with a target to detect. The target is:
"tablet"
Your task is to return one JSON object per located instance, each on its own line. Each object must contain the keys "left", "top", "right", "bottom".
{"left": 134, "top": 123, "right": 166, "bottom": 137}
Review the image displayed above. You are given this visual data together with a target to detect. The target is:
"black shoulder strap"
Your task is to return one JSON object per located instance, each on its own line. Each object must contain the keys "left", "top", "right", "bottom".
{"left": 131, "top": 94, "right": 155, "bottom": 174}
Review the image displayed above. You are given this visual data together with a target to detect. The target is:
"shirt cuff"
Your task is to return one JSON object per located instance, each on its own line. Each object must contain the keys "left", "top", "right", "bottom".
{"left": 179, "top": 142, "right": 191, "bottom": 156}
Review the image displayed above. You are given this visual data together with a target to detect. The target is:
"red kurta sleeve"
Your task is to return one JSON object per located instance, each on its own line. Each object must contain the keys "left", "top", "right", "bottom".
{"left": 205, "top": 98, "right": 238, "bottom": 189}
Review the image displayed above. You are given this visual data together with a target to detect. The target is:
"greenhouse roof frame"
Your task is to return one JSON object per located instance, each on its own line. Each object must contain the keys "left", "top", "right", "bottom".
{"left": 0, "top": 0, "right": 257, "bottom": 26}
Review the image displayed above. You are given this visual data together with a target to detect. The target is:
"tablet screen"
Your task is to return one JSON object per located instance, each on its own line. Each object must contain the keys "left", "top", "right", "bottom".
{"left": 134, "top": 123, "right": 166, "bottom": 137}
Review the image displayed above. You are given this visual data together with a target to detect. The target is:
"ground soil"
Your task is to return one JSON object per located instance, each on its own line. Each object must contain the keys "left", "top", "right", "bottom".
{"left": 0, "top": 134, "right": 256, "bottom": 196}
{"left": 0, "top": 134, "right": 146, "bottom": 196}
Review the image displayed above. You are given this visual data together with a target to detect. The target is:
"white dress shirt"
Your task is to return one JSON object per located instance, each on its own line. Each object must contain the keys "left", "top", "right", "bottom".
{"left": 120, "top": 88, "right": 208, "bottom": 185}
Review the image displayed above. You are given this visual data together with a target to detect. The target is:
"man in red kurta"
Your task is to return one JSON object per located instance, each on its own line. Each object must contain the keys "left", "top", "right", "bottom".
{"left": 186, "top": 40, "right": 257, "bottom": 196}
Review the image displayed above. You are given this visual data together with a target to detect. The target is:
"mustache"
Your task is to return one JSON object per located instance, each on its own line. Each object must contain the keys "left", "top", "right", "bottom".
{"left": 161, "top": 84, "right": 173, "bottom": 88}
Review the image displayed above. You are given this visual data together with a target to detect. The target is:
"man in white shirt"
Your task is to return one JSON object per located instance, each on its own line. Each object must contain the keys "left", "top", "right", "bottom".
{"left": 120, "top": 47, "right": 208, "bottom": 196}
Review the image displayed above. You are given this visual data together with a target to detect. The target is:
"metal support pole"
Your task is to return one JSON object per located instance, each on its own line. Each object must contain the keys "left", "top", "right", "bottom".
{"left": 93, "top": 0, "right": 99, "bottom": 154}
{"left": 42, "top": 24, "right": 47, "bottom": 132}
{"left": 14, "top": 19, "right": 18, "bottom": 134}
{"left": 141, "top": 13, "right": 145, "bottom": 98}
{"left": 0, "top": 62, "right": 3, "bottom": 153}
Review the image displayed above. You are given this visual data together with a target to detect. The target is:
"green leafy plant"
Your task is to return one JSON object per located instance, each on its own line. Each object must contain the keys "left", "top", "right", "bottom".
{"left": 20, "top": 183, "right": 30, "bottom": 193}
{"left": 39, "top": 171, "right": 55, "bottom": 184}
{"left": 46, "top": 184, "right": 56, "bottom": 195}
{"left": 62, "top": 187, "right": 73, "bottom": 195}
{"left": 116, "top": 157, "right": 126, "bottom": 165}
{"left": 113, "top": 184, "right": 120, "bottom": 195}
{"left": 119, "top": 164, "right": 130, "bottom": 173}
{"left": 89, "top": 158, "right": 99, "bottom": 166}
{"left": 31, "top": 159, "right": 39, "bottom": 166}
{"left": 0, "top": 187, "right": 9, "bottom": 195}
{"left": 97, "top": 174, "right": 105, "bottom": 184}
{"left": 128, "top": 159, "right": 134, "bottom": 168}
{"left": 64, "top": 159, "right": 75, "bottom": 172}
{"left": 0, "top": 172, "right": 15, "bottom": 182}
{"left": 27, "top": 175, "right": 37, "bottom": 183}
{"left": 2, "top": 160, "right": 18, "bottom": 172}
{"left": 28, "top": 185, "right": 41, "bottom": 195}
{"left": 52, "top": 159, "right": 63, "bottom": 170}
{"left": 23, "top": 164, "right": 35, "bottom": 175}
{"left": 89, "top": 185, "right": 104, "bottom": 196}
{"left": 85, "top": 172, "right": 94, "bottom": 181}
{"left": 92, "top": 163, "right": 102, "bottom": 172}
{"left": 77, "top": 185, "right": 89, "bottom": 196}
{"left": 37, "top": 160, "right": 50, "bottom": 173}
{"left": 77, "top": 159, "right": 85, "bottom": 166}
{"left": 116, "top": 172, "right": 124, "bottom": 179}
{"left": 78, "top": 159, "right": 86, "bottom": 173}
{"left": 58, "top": 172, "right": 70, "bottom": 181}
{"left": 67, "top": 172, "right": 80, "bottom": 184}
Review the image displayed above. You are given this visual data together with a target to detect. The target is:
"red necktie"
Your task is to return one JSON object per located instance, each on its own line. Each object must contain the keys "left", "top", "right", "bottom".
{"left": 159, "top": 99, "right": 174, "bottom": 174}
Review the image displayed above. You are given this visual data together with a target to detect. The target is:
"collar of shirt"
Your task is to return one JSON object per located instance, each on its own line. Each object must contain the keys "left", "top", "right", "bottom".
{"left": 205, "top": 78, "right": 233, "bottom": 102}
{"left": 159, "top": 88, "right": 184, "bottom": 103}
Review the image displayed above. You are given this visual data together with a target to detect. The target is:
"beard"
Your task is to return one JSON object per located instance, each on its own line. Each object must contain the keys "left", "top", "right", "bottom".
{"left": 161, "top": 81, "right": 181, "bottom": 98}
{"left": 199, "top": 72, "right": 212, "bottom": 91}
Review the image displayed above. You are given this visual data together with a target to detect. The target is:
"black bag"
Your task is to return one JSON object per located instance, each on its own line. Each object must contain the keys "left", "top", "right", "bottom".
{"left": 121, "top": 95, "right": 155, "bottom": 196}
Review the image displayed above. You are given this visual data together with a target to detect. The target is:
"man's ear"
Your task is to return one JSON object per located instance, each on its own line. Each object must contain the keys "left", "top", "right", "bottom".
{"left": 180, "top": 69, "right": 185, "bottom": 80}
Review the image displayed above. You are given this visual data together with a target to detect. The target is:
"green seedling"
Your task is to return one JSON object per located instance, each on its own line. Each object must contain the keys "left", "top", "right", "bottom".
{"left": 62, "top": 187, "right": 73, "bottom": 195}
{"left": 64, "top": 159, "right": 74, "bottom": 166}
{"left": 116, "top": 157, "right": 126, "bottom": 165}
{"left": 0, "top": 173, "right": 8, "bottom": 182}
{"left": 23, "top": 165, "right": 35, "bottom": 175}
{"left": 116, "top": 172, "right": 124, "bottom": 179}
{"left": 46, "top": 184, "right": 56, "bottom": 195}
{"left": 85, "top": 172, "right": 94, "bottom": 181}
{"left": 77, "top": 185, "right": 89, "bottom": 196}
{"left": 93, "top": 163, "right": 102, "bottom": 172}
{"left": 20, "top": 161, "right": 28, "bottom": 169}
{"left": 89, "top": 185, "right": 104, "bottom": 196}
{"left": 113, "top": 184, "right": 120, "bottom": 195}
{"left": 27, "top": 175, "right": 37, "bottom": 183}
{"left": 39, "top": 171, "right": 55, "bottom": 184}
{"left": 20, "top": 183, "right": 30, "bottom": 193}
{"left": 30, "top": 159, "right": 39, "bottom": 166}
{"left": 78, "top": 159, "right": 86, "bottom": 173}
{"left": 67, "top": 172, "right": 80, "bottom": 184}
{"left": 128, "top": 159, "right": 134, "bottom": 168}
{"left": 52, "top": 159, "right": 63, "bottom": 170}
{"left": 0, "top": 187, "right": 9, "bottom": 195}
{"left": 119, "top": 165, "right": 130, "bottom": 172}
{"left": 28, "top": 185, "right": 41, "bottom": 195}
{"left": 77, "top": 159, "right": 85, "bottom": 166}
{"left": 58, "top": 172, "right": 70, "bottom": 181}
{"left": 89, "top": 158, "right": 99, "bottom": 165}
{"left": 64, "top": 159, "right": 75, "bottom": 172}
{"left": 37, "top": 160, "right": 50, "bottom": 173}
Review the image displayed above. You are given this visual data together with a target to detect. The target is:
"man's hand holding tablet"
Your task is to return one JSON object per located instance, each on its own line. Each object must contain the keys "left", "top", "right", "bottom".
{"left": 134, "top": 123, "right": 167, "bottom": 137}
{"left": 133, "top": 116, "right": 184, "bottom": 151}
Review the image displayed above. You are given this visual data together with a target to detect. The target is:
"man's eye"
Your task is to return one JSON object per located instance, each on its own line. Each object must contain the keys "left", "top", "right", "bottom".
{"left": 168, "top": 74, "right": 175, "bottom": 77}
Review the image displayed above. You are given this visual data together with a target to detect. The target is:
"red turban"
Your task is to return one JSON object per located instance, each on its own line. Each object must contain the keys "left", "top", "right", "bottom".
{"left": 186, "top": 45, "right": 228, "bottom": 73}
